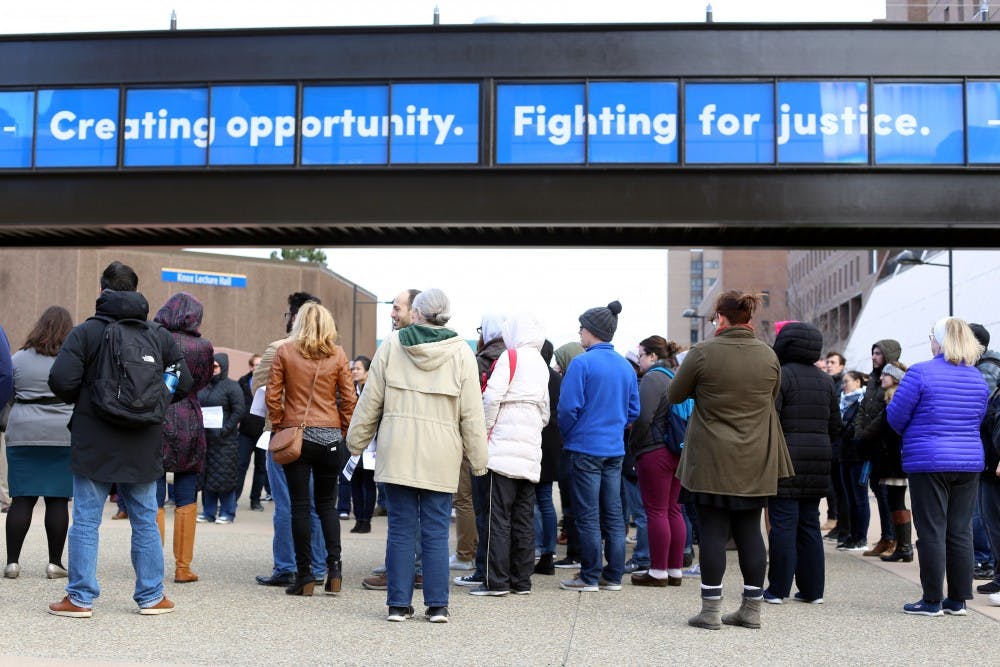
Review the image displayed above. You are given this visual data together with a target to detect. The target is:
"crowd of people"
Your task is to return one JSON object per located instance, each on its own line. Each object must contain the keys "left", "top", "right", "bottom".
{"left": 1, "top": 260, "right": 999, "bottom": 627}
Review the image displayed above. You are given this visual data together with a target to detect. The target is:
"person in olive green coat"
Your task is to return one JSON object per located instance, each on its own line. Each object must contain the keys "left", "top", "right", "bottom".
{"left": 668, "top": 290, "right": 793, "bottom": 631}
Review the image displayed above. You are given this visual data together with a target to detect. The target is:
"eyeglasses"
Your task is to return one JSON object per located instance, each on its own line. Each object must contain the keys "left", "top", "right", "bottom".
{"left": 476, "top": 327, "right": 482, "bottom": 335}
{"left": 283, "top": 311, "right": 292, "bottom": 320}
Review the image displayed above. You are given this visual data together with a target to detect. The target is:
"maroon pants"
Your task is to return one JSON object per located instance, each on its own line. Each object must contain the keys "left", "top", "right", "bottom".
{"left": 636, "top": 447, "right": 686, "bottom": 570}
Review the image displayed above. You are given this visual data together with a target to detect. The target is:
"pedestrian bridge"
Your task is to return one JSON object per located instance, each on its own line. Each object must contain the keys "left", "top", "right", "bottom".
{"left": 1, "top": 23, "right": 998, "bottom": 247}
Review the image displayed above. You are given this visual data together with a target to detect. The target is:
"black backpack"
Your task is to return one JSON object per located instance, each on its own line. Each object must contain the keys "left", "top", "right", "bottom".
{"left": 89, "top": 317, "right": 171, "bottom": 428}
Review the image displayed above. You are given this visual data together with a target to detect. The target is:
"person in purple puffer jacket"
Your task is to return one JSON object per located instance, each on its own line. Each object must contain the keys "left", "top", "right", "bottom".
{"left": 887, "top": 317, "right": 988, "bottom": 617}
{"left": 154, "top": 292, "right": 215, "bottom": 584}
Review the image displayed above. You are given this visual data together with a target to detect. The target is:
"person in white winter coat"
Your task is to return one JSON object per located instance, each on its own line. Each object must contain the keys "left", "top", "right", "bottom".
{"left": 470, "top": 315, "right": 551, "bottom": 597}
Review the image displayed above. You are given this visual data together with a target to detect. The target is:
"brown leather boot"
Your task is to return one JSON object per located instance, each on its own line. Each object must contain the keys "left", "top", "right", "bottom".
{"left": 863, "top": 538, "right": 894, "bottom": 557}
{"left": 881, "top": 511, "right": 913, "bottom": 562}
{"left": 173, "top": 503, "right": 199, "bottom": 583}
{"left": 156, "top": 507, "right": 165, "bottom": 547}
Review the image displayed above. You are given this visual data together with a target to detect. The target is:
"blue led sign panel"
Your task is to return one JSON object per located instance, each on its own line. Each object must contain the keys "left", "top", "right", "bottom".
{"left": 777, "top": 81, "right": 868, "bottom": 164}
{"left": 390, "top": 83, "right": 479, "bottom": 164}
{"left": 124, "top": 88, "right": 209, "bottom": 167}
{"left": 301, "top": 85, "right": 388, "bottom": 165}
{"left": 587, "top": 82, "right": 678, "bottom": 164}
{"left": 685, "top": 83, "right": 774, "bottom": 164}
{"left": 0, "top": 91, "right": 34, "bottom": 168}
{"left": 209, "top": 85, "right": 296, "bottom": 166}
{"left": 966, "top": 81, "right": 1000, "bottom": 164}
{"left": 496, "top": 84, "right": 585, "bottom": 164}
{"left": 873, "top": 83, "right": 963, "bottom": 164}
{"left": 35, "top": 88, "right": 119, "bottom": 167}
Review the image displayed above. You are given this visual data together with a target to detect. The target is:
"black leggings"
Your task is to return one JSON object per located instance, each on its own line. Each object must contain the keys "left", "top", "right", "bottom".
{"left": 695, "top": 504, "right": 766, "bottom": 589}
{"left": 5, "top": 496, "right": 69, "bottom": 566}
{"left": 886, "top": 484, "right": 908, "bottom": 512}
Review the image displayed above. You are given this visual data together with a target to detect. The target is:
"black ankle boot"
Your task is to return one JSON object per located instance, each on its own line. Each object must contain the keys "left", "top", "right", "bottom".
{"left": 534, "top": 553, "right": 555, "bottom": 575}
{"left": 285, "top": 574, "right": 316, "bottom": 596}
{"left": 880, "top": 545, "right": 913, "bottom": 562}
{"left": 325, "top": 560, "right": 343, "bottom": 594}
{"left": 350, "top": 520, "right": 371, "bottom": 534}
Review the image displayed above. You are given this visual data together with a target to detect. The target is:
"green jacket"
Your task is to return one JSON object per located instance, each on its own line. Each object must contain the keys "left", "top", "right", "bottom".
{"left": 668, "top": 326, "right": 794, "bottom": 497}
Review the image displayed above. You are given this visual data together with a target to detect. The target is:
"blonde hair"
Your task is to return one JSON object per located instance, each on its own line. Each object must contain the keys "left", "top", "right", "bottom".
{"left": 290, "top": 301, "right": 339, "bottom": 359}
{"left": 882, "top": 361, "right": 907, "bottom": 404}
{"left": 937, "top": 318, "right": 984, "bottom": 366}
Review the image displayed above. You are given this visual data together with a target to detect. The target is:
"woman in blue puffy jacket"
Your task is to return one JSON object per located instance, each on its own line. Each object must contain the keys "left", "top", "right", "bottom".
{"left": 887, "top": 317, "right": 988, "bottom": 617}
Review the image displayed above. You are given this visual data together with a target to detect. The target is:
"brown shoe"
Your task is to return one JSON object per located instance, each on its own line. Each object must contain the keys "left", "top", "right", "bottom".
{"left": 138, "top": 597, "right": 175, "bottom": 615}
{"left": 630, "top": 572, "right": 669, "bottom": 587}
{"left": 112, "top": 511, "right": 128, "bottom": 520}
{"left": 48, "top": 596, "right": 93, "bottom": 618}
{"left": 668, "top": 577, "right": 683, "bottom": 587}
{"left": 363, "top": 573, "right": 388, "bottom": 590}
{"left": 863, "top": 539, "right": 895, "bottom": 557}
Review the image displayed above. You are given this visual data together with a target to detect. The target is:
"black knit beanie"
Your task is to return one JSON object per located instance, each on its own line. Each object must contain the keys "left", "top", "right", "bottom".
{"left": 579, "top": 301, "right": 622, "bottom": 342}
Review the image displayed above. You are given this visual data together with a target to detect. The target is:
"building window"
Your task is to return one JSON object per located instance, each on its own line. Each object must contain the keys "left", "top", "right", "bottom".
{"left": 761, "top": 290, "right": 770, "bottom": 307}
{"left": 706, "top": 277, "right": 717, "bottom": 287}
{"left": 705, "top": 260, "right": 720, "bottom": 269}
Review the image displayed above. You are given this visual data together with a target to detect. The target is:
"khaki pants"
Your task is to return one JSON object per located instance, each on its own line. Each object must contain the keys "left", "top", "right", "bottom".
{"left": 453, "top": 457, "right": 477, "bottom": 562}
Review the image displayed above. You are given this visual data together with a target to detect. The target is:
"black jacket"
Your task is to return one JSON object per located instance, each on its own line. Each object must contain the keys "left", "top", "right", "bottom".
{"left": 237, "top": 369, "right": 264, "bottom": 439}
{"left": 854, "top": 339, "right": 901, "bottom": 471}
{"left": 837, "top": 397, "right": 864, "bottom": 463}
{"left": 628, "top": 362, "right": 674, "bottom": 460}
{"left": 539, "top": 366, "right": 563, "bottom": 484}
{"left": 981, "top": 387, "right": 1000, "bottom": 486}
{"left": 198, "top": 354, "right": 246, "bottom": 493}
{"left": 773, "top": 323, "right": 842, "bottom": 499}
{"left": 48, "top": 290, "right": 191, "bottom": 484}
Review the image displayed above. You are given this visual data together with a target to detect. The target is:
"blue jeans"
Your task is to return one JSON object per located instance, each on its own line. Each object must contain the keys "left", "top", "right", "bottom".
{"left": 569, "top": 452, "right": 626, "bottom": 585}
{"left": 266, "top": 450, "right": 327, "bottom": 578}
{"left": 534, "top": 481, "right": 557, "bottom": 555}
{"left": 202, "top": 490, "right": 237, "bottom": 522}
{"left": 67, "top": 474, "right": 164, "bottom": 609}
{"left": 766, "top": 497, "right": 825, "bottom": 600}
{"left": 156, "top": 472, "right": 198, "bottom": 508}
{"left": 384, "top": 483, "right": 451, "bottom": 608}
{"left": 623, "top": 476, "right": 649, "bottom": 565}
{"left": 338, "top": 471, "right": 353, "bottom": 514}
{"left": 841, "top": 462, "right": 871, "bottom": 543}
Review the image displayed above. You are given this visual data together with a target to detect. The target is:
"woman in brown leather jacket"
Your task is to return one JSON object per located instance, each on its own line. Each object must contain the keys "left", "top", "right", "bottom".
{"left": 266, "top": 302, "right": 356, "bottom": 596}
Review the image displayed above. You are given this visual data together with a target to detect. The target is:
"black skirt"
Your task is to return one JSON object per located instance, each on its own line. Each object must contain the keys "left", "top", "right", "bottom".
{"left": 683, "top": 490, "right": 768, "bottom": 511}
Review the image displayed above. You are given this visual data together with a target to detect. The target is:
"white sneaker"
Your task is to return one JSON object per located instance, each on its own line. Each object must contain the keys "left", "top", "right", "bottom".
{"left": 215, "top": 517, "right": 233, "bottom": 525}
{"left": 196, "top": 515, "right": 211, "bottom": 523}
{"left": 453, "top": 574, "right": 483, "bottom": 586}
{"left": 989, "top": 592, "right": 1000, "bottom": 606}
{"left": 449, "top": 554, "right": 474, "bottom": 571}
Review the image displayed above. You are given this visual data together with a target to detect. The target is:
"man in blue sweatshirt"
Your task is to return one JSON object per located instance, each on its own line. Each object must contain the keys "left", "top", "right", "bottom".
{"left": 557, "top": 301, "right": 640, "bottom": 592}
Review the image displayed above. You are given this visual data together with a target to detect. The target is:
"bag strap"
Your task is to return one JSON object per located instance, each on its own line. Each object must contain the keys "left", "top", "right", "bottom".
{"left": 298, "top": 357, "right": 325, "bottom": 428}
{"left": 507, "top": 348, "right": 517, "bottom": 384}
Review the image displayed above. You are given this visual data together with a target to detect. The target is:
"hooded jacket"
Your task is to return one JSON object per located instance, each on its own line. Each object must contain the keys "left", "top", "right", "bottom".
{"left": 977, "top": 349, "right": 1000, "bottom": 394}
{"left": 772, "top": 322, "right": 841, "bottom": 499}
{"left": 48, "top": 290, "right": 191, "bottom": 483}
{"left": 482, "top": 316, "right": 550, "bottom": 483}
{"left": 887, "top": 355, "right": 988, "bottom": 474}
{"left": 155, "top": 293, "right": 215, "bottom": 474}
{"left": 854, "top": 339, "right": 901, "bottom": 464}
{"left": 198, "top": 353, "right": 247, "bottom": 492}
{"left": 346, "top": 325, "right": 488, "bottom": 493}
{"left": 628, "top": 361, "right": 674, "bottom": 459}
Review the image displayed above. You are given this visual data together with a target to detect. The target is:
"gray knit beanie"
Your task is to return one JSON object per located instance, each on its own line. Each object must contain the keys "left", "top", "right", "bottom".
{"left": 579, "top": 301, "right": 622, "bottom": 342}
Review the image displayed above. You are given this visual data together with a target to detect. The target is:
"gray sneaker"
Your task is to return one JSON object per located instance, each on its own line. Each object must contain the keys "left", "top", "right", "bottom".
{"left": 559, "top": 578, "right": 598, "bottom": 592}
{"left": 623, "top": 559, "right": 649, "bottom": 574}
{"left": 598, "top": 577, "right": 623, "bottom": 591}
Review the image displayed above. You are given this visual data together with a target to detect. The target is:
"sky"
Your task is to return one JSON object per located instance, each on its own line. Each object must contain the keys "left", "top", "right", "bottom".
{"left": 0, "top": 1, "right": 887, "bottom": 34}
{"left": 195, "top": 247, "right": 669, "bottom": 355}
{"left": 23, "top": 0, "right": 884, "bottom": 353}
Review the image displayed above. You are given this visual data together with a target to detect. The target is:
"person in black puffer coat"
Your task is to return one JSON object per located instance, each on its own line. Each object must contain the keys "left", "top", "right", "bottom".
{"left": 198, "top": 354, "right": 246, "bottom": 524}
{"left": 764, "top": 322, "right": 841, "bottom": 604}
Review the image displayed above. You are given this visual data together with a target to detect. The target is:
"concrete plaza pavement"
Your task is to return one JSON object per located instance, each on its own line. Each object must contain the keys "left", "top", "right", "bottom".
{"left": 0, "top": 494, "right": 995, "bottom": 667}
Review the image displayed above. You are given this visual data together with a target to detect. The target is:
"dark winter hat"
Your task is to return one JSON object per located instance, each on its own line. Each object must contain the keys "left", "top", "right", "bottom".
{"left": 579, "top": 301, "right": 622, "bottom": 342}
{"left": 970, "top": 323, "right": 990, "bottom": 349}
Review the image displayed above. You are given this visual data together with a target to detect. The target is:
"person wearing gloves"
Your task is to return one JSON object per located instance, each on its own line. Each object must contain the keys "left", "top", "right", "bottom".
{"left": 469, "top": 315, "right": 550, "bottom": 597}
{"left": 346, "top": 288, "right": 488, "bottom": 624}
